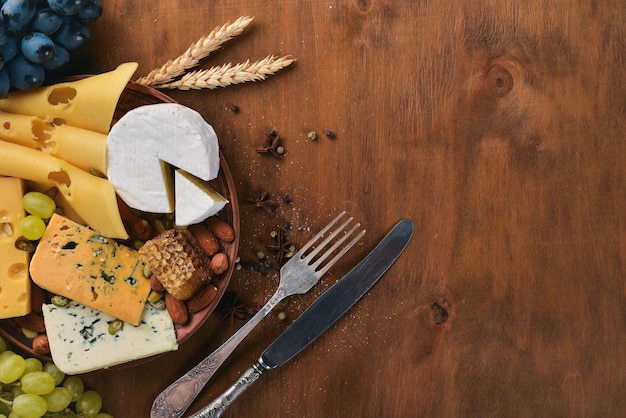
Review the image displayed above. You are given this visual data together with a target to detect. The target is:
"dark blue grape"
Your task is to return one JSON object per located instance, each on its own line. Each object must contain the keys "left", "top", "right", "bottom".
{"left": 47, "top": 0, "right": 86, "bottom": 16}
{"left": 41, "top": 41, "right": 67, "bottom": 69}
{"left": 0, "top": 34, "right": 18, "bottom": 67}
{"left": 1, "top": 0, "right": 37, "bottom": 30}
{"left": 6, "top": 54, "right": 45, "bottom": 90}
{"left": 31, "top": 8, "right": 62, "bottom": 34}
{"left": 0, "top": 68, "right": 10, "bottom": 98}
{"left": 0, "top": 25, "right": 8, "bottom": 46}
{"left": 52, "top": 17, "right": 89, "bottom": 49}
{"left": 77, "top": 0, "right": 99, "bottom": 21}
{"left": 21, "top": 31, "right": 54, "bottom": 63}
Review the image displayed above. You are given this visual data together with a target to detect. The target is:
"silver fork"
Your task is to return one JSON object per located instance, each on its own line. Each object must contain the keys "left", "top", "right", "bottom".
{"left": 151, "top": 212, "right": 365, "bottom": 418}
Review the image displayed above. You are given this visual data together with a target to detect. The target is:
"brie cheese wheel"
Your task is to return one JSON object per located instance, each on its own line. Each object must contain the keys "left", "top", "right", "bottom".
{"left": 107, "top": 103, "right": 220, "bottom": 213}
{"left": 174, "top": 169, "right": 228, "bottom": 226}
{"left": 43, "top": 301, "right": 178, "bottom": 375}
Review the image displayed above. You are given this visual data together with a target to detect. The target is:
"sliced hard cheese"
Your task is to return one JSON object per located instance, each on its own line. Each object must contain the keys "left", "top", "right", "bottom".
{"left": 0, "top": 177, "right": 30, "bottom": 319}
{"left": 107, "top": 103, "right": 220, "bottom": 213}
{"left": 0, "top": 140, "right": 127, "bottom": 239}
{"left": 43, "top": 301, "right": 178, "bottom": 374}
{"left": 30, "top": 214, "right": 150, "bottom": 325}
{"left": 0, "top": 111, "right": 108, "bottom": 174}
{"left": 0, "top": 62, "right": 138, "bottom": 134}
{"left": 174, "top": 169, "right": 228, "bottom": 226}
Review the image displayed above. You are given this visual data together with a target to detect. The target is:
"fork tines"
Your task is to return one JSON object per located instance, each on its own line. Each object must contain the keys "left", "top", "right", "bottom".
{"left": 297, "top": 211, "right": 366, "bottom": 276}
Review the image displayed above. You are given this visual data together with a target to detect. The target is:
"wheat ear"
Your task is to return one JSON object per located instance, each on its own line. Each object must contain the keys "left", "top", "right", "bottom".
{"left": 136, "top": 16, "right": 254, "bottom": 86}
{"left": 155, "top": 55, "right": 296, "bottom": 90}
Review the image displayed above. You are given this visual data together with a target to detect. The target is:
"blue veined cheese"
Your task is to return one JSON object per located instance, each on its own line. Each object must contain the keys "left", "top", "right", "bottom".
{"left": 43, "top": 301, "right": 178, "bottom": 374}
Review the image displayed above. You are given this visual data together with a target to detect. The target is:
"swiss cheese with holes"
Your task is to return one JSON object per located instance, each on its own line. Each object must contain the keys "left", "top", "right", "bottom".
{"left": 0, "top": 177, "right": 31, "bottom": 319}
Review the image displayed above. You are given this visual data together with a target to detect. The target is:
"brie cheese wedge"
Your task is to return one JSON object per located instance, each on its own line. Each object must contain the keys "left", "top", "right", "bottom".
{"left": 174, "top": 169, "right": 228, "bottom": 226}
{"left": 107, "top": 103, "right": 220, "bottom": 213}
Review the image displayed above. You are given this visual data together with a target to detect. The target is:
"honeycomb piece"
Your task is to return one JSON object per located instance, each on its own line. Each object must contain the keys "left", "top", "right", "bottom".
{"left": 139, "top": 228, "right": 212, "bottom": 300}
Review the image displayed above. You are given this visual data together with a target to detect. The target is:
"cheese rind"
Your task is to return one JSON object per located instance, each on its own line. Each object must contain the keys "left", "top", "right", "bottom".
{"left": 106, "top": 103, "right": 220, "bottom": 213}
{"left": 0, "top": 177, "right": 30, "bottom": 319}
{"left": 0, "top": 140, "right": 127, "bottom": 239}
{"left": 29, "top": 214, "right": 150, "bottom": 325}
{"left": 43, "top": 301, "right": 178, "bottom": 374}
{"left": 0, "top": 62, "right": 138, "bottom": 134}
{"left": 174, "top": 169, "right": 228, "bottom": 226}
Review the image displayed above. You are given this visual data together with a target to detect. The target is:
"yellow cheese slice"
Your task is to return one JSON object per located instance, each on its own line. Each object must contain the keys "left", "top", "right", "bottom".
{"left": 0, "top": 177, "right": 31, "bottom": 319}
{"left": 0, "top": 141, "right": 128, "bottom": 239}
{"left": 30, "top": 214, "right": 150, "bottom": 325}
{"left": 0, "top": 112, "right": 107, "bottom": 174}
{"left": 0, "top": 62, "right": 138, "bottom": 134}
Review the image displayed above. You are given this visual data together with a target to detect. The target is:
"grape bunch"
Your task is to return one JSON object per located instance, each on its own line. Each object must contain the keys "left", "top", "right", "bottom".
{"left": 0, "top": 336, "right": 113, "bottom": 418}
{"left": 0, "top": 0, "right": 103, "bottom": 97}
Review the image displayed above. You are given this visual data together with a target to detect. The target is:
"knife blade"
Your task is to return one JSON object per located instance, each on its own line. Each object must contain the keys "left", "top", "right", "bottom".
{"left": 189, "top": 218, "right": 413, "bottom": 417}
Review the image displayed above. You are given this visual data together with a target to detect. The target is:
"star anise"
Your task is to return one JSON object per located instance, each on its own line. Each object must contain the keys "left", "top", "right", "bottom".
{"left": 266, "top": 227, "right": 296, "bottom": 267}
{"left": 255, "top": 130, "right": 284, "bottom": 159}
{"left": 216, "top": 290, "right": 251, "bottom": 329}
{"left": 247, "top": 189, "right": 278, "bottom": 214}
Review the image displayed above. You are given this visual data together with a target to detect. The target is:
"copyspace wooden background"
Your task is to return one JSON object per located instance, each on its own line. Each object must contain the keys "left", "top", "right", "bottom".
{"left": 65, "top": 0, "right": 626, "bottom": 416}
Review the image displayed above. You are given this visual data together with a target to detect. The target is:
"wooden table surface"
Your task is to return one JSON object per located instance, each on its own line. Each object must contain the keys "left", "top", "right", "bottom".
{"left": 57, "top": 0, "right": 626, "bottom": 416}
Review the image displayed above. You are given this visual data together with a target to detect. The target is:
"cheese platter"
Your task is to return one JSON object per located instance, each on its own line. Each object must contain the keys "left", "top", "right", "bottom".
{"left": 0, "top": 72, "right": 240, "bottom": 372}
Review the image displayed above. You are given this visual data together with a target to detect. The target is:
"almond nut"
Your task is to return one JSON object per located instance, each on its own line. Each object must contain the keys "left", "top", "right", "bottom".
{"left": 150, "top": 275, "right": 165, "bottom": 293}
{"left": 187, "top": 284, "right": 218, "bottom": 313}
{"left": 32, "top": 334, "right": 50, "bottom": 355}
{"left": 190, "top": 224, "right": 220, "bottom": 256}
{"left": 205, "top": 217, "right": 235, "bottom": 243}
{"left": 210, "top": 252, "right": 229, "bottom": 275}
{"left": 165, "top": 292, "right": 189, "bottom": 325}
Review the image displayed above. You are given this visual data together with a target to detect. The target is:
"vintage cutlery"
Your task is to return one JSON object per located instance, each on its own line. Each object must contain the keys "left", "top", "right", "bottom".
{"left": 151, "top": 211, "right": 365, "bottom": 418}
{"left": 189, "top": 218, "right": 414, "bottom": 417}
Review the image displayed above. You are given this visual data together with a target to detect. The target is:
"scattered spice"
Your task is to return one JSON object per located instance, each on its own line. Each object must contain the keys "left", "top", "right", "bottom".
{"left": 307, "top": 131, "right": 318, "bottom": 141}
{"left": 255, "top": 130, "right": 284, "bottom": 159}
{"left": 247, "top": 189, "right": 278, "bottom": 214}
{"left": 325, "top": 130, "right": 334, "bottom": 138}
{"left": 230, "top": 105, "right": 240, "bottom": 113}
{"left": 216, "top": 291, "right": 251, "bottom": 328}
{"left": 266, "top": 227, "right": 296, "bottom": 267}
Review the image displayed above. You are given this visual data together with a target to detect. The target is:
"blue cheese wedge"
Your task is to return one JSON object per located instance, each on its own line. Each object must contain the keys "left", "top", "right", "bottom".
{"left": 107, "top": 103, "right": 220, "bottom": 213}
{"left": 174, "top": 169, "right": 228, "bottom": 226}
{"left": 43, "top": 301, "right": 178, "bottom": 374}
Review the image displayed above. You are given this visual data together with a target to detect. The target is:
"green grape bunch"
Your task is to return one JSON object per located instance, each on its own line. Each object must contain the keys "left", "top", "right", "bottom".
{"left": 0, "top": 335, "right": 113, "bottom": 418}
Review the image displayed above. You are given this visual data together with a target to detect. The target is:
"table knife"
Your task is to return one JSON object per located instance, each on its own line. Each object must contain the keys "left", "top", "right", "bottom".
{"left": 188, "top": 218, "right": 414, "bottom": 417}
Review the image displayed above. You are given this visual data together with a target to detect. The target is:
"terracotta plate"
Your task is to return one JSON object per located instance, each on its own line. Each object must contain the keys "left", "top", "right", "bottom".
{"left": 0, "top": 80, "right": 240, "bottom": 368}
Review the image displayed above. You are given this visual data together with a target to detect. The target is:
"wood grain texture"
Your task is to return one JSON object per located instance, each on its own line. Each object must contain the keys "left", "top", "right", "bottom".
{"left": 58, "top": 0, "right": 626, "bottom": 416}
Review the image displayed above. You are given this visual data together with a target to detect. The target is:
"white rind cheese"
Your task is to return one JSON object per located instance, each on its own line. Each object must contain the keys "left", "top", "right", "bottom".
{"left": 174, "top": 169, "right": 228, "bottom": 226}
{"left": 43, "top": 301, "right": 178, "bottom": 374}
{"left": 106, "top": 103, "right": 220, "bottom": 213}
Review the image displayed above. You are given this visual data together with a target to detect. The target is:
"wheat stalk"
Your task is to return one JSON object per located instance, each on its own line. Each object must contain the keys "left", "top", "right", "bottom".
{"left": 155, "top": 55, "right": 296, "bottom": 90}
{"left": 136, "top": 16, "right": 254, "bottom": 86}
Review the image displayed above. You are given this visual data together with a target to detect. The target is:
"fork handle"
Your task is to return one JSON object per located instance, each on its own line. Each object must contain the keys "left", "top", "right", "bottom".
{"left": 189, "top": 361, "right": 267, "bottom": 418}
{"left": 151, "top": 290, "right": 286, "bottom": 418}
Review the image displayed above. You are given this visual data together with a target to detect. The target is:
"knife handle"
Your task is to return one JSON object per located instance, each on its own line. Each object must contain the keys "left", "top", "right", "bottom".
{"left": 189, "top": 361, "right": 266, "bottom": 418}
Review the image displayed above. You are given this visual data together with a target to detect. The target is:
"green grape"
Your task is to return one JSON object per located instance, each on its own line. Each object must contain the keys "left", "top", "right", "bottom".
{"left": 21, "top": 371, "right": 55, "bottom": 395}
{"left": 0, "top": 353, "right": 25, "bottom": 384}
{"left": 12, "top": 393, "right": 47, "bottom": 418}
{"left": 19, "top": 216, "right": 46, "bottom": 241}
{"left": 22, "top": 358, "right": 43, "bottom": 376}
{"left": 42, "top": 387, "right": 72, "bottom": 412}
{"left": 42, "top": 363, "right": 64, "bottom": 385}
{"left": 62, "top": 375, "right": 84, "bottom": 401}
{"left": 0, "top": 350, "right": 14, "bottom": 363}
{"left": 22, "top": 192, "right": 56, "bottom": 219}
{"left": 76, "top": 390, "right": 102, "bottom": 417}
